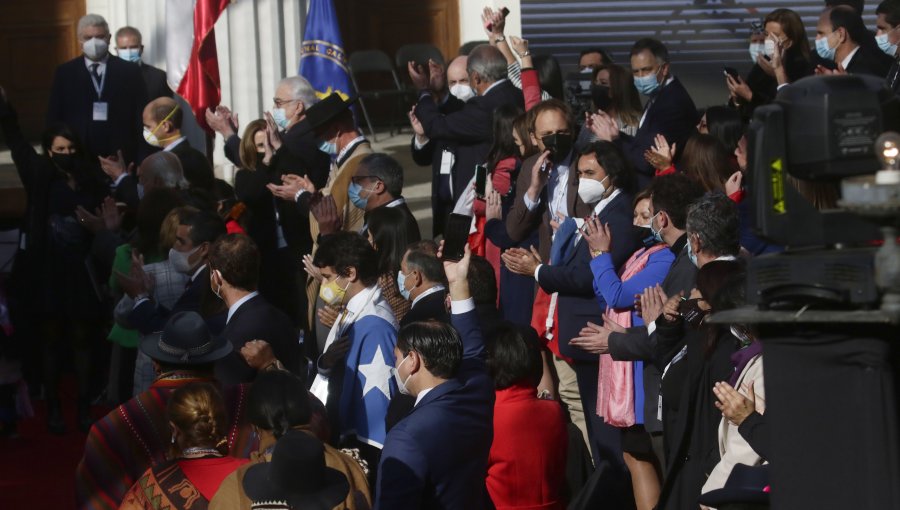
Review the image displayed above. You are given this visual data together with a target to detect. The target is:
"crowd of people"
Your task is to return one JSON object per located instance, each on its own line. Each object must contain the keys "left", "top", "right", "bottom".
{"left": 0, "top": 0, "right": 896, "bottom": 508}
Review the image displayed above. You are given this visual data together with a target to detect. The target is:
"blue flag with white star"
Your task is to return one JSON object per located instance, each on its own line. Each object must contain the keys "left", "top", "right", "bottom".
{"left": 298, "top": 0, "right": 355, "bottom": 101}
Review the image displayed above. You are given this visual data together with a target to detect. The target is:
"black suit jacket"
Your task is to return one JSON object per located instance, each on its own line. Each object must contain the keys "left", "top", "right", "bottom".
{"left": 845, "top": 46, "right": 894, "bottom": 79}
{"left": 606, "top": 234, "right": 697, "bottom": 434}
{"left": 169, "top": 140, "right": 214, "bottom": 190}
{"left": 536, "top": 192, "right": 638, "bottom": 363}
{"left": 47, "top": 56, "right": 147, "bottom": 163}
{"left": 415, "top": 81, "right": 524, "bottom": 204}
{"left": 128, "top": 266, "right": 226, "bottom": 335}
{"left": 411, "top": 94, "right": 465, "bottom": 237}
{"left": 616, "top": 77, "right": 698, "bottom": 188}
{"left": 141, "top": 64, "right": 172, "bottom": 100}
{"left": 215, "top": 294, "right": 300, "bottom": 385}
{"left": 399, "top": 289, "right": 449, "bottom": 328}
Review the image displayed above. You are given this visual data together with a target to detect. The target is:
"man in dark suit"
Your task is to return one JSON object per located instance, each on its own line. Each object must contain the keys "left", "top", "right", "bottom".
{"left": 412, "top": 44, "right": 524, "bottom": 226}
{"left": 207, "top": 233, "right": 301, "bottom": 385}
{"left": 47, "top": 14, "right": 147, "bottom": 164}
{"left": 410, "top": 55, "right": 469, "bottom": 237}
{"left": 375, "top": 245, "right": 494, "bottom": 510}
{"left": 142, "top": 96, "right": 214, "bottom": 190}
{"left": 399, "top": 241, "right": 448, "bottom": 328}
{"left": 571, "top": 174, "right": 704, "bottom": 470}
{"left": 114, "top": 26, "right": 172, "bottom": 100}
{"left": 503, "top": 142, "right": 639, "bottom": 500}
{"left": 816, "top": 6, "right": 894, "bottom": 78}
{"left": 124, "top": 210, "right": 227, "bottom": 335}
{"left": 875, "top": 0, "right": 900, "bottom": 94}
{"left": 592, "top": 38, "right": 698, "bottom": 189}
{"left": 351, "top": 153, "right": 421, "bottom": 242}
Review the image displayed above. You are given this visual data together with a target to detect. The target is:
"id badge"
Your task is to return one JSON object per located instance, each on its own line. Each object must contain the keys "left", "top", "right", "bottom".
{"left": 93, "top": 102, "right": 108, "bottom": 121}
{"left": 439, "top": 150, "right": 454, "bottom": 176}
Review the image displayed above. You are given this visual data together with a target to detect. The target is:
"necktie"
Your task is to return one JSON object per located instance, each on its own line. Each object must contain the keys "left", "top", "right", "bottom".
{"left": 90, "top": 63, "right": 101, "bottom": 83}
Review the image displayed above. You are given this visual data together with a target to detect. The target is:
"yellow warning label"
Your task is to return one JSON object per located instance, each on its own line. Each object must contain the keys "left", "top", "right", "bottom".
{"left": 771, "top": 158, "right": 785, "bottom": 214}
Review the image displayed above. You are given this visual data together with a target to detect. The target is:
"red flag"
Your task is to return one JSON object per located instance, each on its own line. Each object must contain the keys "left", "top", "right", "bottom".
{"left": 176, "top": 0, "right": 230, "bottom": 132}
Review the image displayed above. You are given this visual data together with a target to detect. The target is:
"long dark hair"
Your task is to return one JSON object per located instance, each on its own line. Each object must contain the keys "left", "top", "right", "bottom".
{"left": 368, "top": 207, "right": 414, "bottom": 276}
{"left": 697, "top": 259, "right": 746, "bottom": 356}
{"left": 681, "top": 134, "right": 734, "bottom": 192}
{"left": 599, "top": 64, "right": 642, "bottom": 127}
{"left": 533, "top": 54, "right": 565, "bottom": 100}
{"left": 486, "top": 103, "right": 524, "bottom": 171}
{"left": 40, "top": 123, "right": 84, "bottom": 157}
{"left": 765, "top": 8, "right": 812, "bottom": 61}
{"left": 704, "top": 106, "right": 744, "bottom": 154}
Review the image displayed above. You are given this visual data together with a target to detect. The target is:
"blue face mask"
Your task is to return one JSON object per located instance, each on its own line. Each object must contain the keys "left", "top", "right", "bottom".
{"left": 272, "top": 108, "right": 290, "bottom": 130}
{"left": 649, "top": 212, "right": 664, "bottom": 243}
{"left": 876, "top": 33, "right": 899, "bottom": 57}
{"left": 634, "top": 70, "right": 661, "bottom": 96}
{"left": 816, "top": 35, "right": 837, "bottom": 61}
{"left": 118, "top": 48, "right": 141, "bottom": 63}
{"left": 318, "top": 140, "right": 338, "bottom": 155}
{"left": 397, "top": 270, "right": 411, "bottom": 300}
{"left": 687, "top": 235, "right": 699, "bottom": 267}
{"left": 348, "top": 181, "right": 370, "bottom": 210}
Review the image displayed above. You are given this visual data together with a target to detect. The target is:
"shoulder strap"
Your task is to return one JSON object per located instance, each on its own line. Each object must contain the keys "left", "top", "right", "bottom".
{"left": 150, "top": 460, "right": 210, "bottom": 510}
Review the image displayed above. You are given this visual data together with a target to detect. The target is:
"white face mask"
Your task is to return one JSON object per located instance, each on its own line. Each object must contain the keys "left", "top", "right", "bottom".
{"left": 764, "top": 38, "right": 778, "bottom": 58}
{"left": 449, "top": 83, "right": 475, "bottom": 102}
{"left": 749, "top": 42, "right": 764, "bottom": 62}
{"left": 169, "top": 246, "right": 201, "bottom": 275}
{"left": 392, "top": 355, "right": 413, "bottom": 395}
{"left": 577, "top": 176, "right": 609, "bottom": 204}
{"left": 83, "top": 37, "right": 109, "bottom": 61}
{"left": 143, "top": 127, "right": 161, "bottom": 147}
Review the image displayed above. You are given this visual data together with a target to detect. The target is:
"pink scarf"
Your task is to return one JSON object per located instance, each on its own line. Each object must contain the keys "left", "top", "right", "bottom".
{"left": 596, "top": 244, "right": 668, "bottom": 427}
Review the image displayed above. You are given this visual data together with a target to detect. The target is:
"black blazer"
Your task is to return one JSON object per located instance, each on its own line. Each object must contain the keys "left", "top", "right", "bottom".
{"left": 845, "top": 46, "right": 894, "bottom": 79}
{"left": 616, "top": 77, "right": 698, "bottom": 188}
{"left": 399, "top": 289, "right": 449, "bottom": 328}
{"left": 129, "top": 266, "right": 226, "bottom": 335}
{"left": 537, "top": 192, "right": 638, "bottom": 363}
{"left": 113, "top": 174, "right": 140, "bottom": 210}
{"left": 141, "top": 64, "right": 172, "bottom": 100}
{"left": 411, "top": 94, "right": 465, "bottom": 237}
{"left": 606, "top": 234, "right": 697, "bottom": 434}
{"left": 169, "top": 140, "right": 214, "bottom": 190}
{"left": 215, "top": 294, "right": 300, "bottom": 385}
{"left": 415, "top": 81, "right": 524, "bottom": 204}
{"left": 46, "top": 56, "right": 148, "bottom": 163}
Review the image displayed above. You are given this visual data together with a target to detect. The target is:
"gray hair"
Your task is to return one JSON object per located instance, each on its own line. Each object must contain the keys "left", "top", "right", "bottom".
{"left": 78, "top": 14, "right": 109, "bottom": 38}
{"left": 360, "top": 153, "right": 403, "bottom": 198}
{"left": 278, "top": 76, "right": 319, "bottom": 109}
{"left": 466, "top": 44, "right": 508, "bottom": 83}
{"left": 143, "top": 152, "right": 189, "bottom": 189}
{"left": 686, "top": 192, "right": 740, "bottom": 258}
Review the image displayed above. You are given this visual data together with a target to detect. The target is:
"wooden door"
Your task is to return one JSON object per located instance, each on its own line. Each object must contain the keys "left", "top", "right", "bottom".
{"left": 0, "top": 0, "right": 86, "bottom": 140}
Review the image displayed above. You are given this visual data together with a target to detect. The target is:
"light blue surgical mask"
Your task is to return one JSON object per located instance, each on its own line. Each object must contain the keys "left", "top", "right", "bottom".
{"left": 815, "top": 35, "right": 836, "bottom": 61}
{"left": 272, "top": 108, "right": 290, "bottom": 130}
{"left": 687, "top": 235, "right": 699, "bottom": 267}
{"left": 876, "top": 33, "right": 899, "bottom": 57}
{"left": 649, "top": 211, "right": 664, "bottom": 243}
{"left": 348, "top": 181, "right": 370, "bottom": 210}
{"left": 318, "top": 140, "right": 338, "bottom": 155}
{"left": 748, "top": 43, "right": 764, "bottom": 63}
{"left": 397, "top": 270, "right": 411, "bottom": 300}
{"left": 117, "top": 48, "right": 141, "bottom": 63}
{"left": 634, "top": 70, "right": 661, "bottom": 96}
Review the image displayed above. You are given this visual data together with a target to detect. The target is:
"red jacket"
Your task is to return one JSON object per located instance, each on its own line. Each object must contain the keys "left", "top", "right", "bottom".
{"left": 487, "top": 384, "right": 568, "bottom": 510}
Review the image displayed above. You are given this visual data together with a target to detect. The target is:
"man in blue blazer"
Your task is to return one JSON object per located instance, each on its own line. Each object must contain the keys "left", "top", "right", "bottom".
{"left": 592, "top": 38, "right": 698, "bottom": 190}
{"left": 47, "top": 14, "right": 147, "bottom": 164}
{"left": 376, "top": 244, "right": 495, "bottom": 510}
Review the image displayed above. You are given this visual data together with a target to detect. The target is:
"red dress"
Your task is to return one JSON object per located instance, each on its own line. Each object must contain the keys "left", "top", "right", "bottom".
{"left": 487, "top": 384, "right": 568, "bottom": 510}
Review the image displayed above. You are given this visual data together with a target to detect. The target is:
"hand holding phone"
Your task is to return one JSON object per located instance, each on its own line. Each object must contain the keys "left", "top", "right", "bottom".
{"left": 442, "top": 213, "right": 472, "bottom": 262}
{"left": 723, "top": 66, "right": 740, "bottom": 80}
{"left": 474, "top": 164, "right": 488, "bottom": 199}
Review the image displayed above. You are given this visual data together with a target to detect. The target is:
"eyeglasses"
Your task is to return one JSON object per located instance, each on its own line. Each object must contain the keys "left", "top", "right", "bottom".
{"left": 273, "top": 98, "right": 299, "bottom": 107}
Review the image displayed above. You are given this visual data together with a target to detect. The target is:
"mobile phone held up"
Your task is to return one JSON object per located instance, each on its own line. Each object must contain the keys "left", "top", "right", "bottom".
{"left": 442, "top": 213, "right": 472, "bottom": 262}
{"left": 723, "top": 66, "right": 740, "bottom": 80}
{"left": 484, "top": 7, "right": 511, "bottom": 32}
{"left": 474, "top": 164, "right": 488, "bottom": 199}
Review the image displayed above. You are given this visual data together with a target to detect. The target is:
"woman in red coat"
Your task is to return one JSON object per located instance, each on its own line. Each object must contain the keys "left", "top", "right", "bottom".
{"left": 486, "top": 323, "right": 568, "bottom": 510}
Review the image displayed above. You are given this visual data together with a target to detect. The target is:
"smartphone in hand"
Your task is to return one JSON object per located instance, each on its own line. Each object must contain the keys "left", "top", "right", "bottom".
{"left": 442, "top": 213, "right": 472, "bottom": 262}
{"left": 474, "top": 164, "right": 487, "bottom": 199}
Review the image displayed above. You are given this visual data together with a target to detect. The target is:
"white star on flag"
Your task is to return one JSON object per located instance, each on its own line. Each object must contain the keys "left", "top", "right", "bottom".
{"left": 359, "top": 344, "right": 393, "bottom": 399}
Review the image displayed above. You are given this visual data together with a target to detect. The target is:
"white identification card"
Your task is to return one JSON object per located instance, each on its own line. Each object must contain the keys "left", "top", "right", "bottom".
{"left": 92, "top": 102, "right": 108, "bottom": 121}
{"left": 439, "top": 150, "right": 454, "bottom": 176}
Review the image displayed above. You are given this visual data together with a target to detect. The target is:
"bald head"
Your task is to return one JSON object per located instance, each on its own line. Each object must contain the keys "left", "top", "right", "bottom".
{"left": 142, "top": 97, "right": 182, "bottom": 147}
{"left": 466, "top": 45, "right": 508, "bottom": 96}
{"left": 447, "top": 56, "right": 469, "bottom": 87}
{"left": 139, "top": 151, "right": 188, "bottom": 193}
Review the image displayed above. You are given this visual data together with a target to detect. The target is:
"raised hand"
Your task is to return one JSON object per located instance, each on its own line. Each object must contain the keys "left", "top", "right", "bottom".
{"left": 98, "top": 149, "right": 130, "bottom": 180}
{"left": 645, "top": 134, "right": 675, "bottom": 171}
{"left": 240, "top": 340, "right": 277, "bottom": 370}
{"left": 501, "top": 246, "right": 542, "bottom": 276}
{"left": 581, "top": 216, "right": 612, "bottom": 255}
{"left": 302, "top": 254, "right": 324, "bottom": 282}
{"left": 485, "top": 190, "right": 502, "bottom": 221}
{"left": 310, "top": 194, "right": 342, "bottom": 235}
{"left": 586, "top": 111, "right": 619, "bottom": 141}
{"left": 408, "top": 61, "right": 430, "bottom": 91}
{"left": 408, "top": 108, "right": 425, "bottom": 137}
{"left": 713, "top": 380, "right": 760, "bottom": 426}
{"left": 725, "top": 171, "right": 743, "bottom": 196}
{"left": 263, "top": 111, "right": 283, "bottom": 151}
{"left": 570, "top": 323, "right": 611, "bottom": 354}
{"left": 428, "top": 59, "right": 446, "bottom": 93}
{"left": 726, "top": 74, "right": 752, "bottom": 103}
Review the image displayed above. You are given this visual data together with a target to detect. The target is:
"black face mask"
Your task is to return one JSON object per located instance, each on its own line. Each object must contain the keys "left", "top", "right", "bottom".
{"left": 541, "top": 133, "right": 573, "bottom": 164}
{"left": 632, "top": 224, "right": 656, "bottom": 248}
{"left": 51, "top": 152, "right": 75, "bottom": 173}
{"left": 591, "top": 84, "right": 612, "bottom": 112}
{"left": 679, "top": 298, "right": 710, "bottom": 329}
{"left": 255, "top": 152, "right": 266, "bottom": 168}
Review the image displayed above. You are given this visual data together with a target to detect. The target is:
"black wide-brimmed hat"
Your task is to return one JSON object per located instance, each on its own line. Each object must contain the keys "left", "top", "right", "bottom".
{"left": 243, "top": 430, "right": 349, "bottom": 510}
{"left": 698, "top": 464, "right": 770, "bottom": 506}
{"left": 140, "top": 311, "right": 232, "bottom": 364}
{"left": 294, "top": 93, "right": 358, "bottom": 136}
